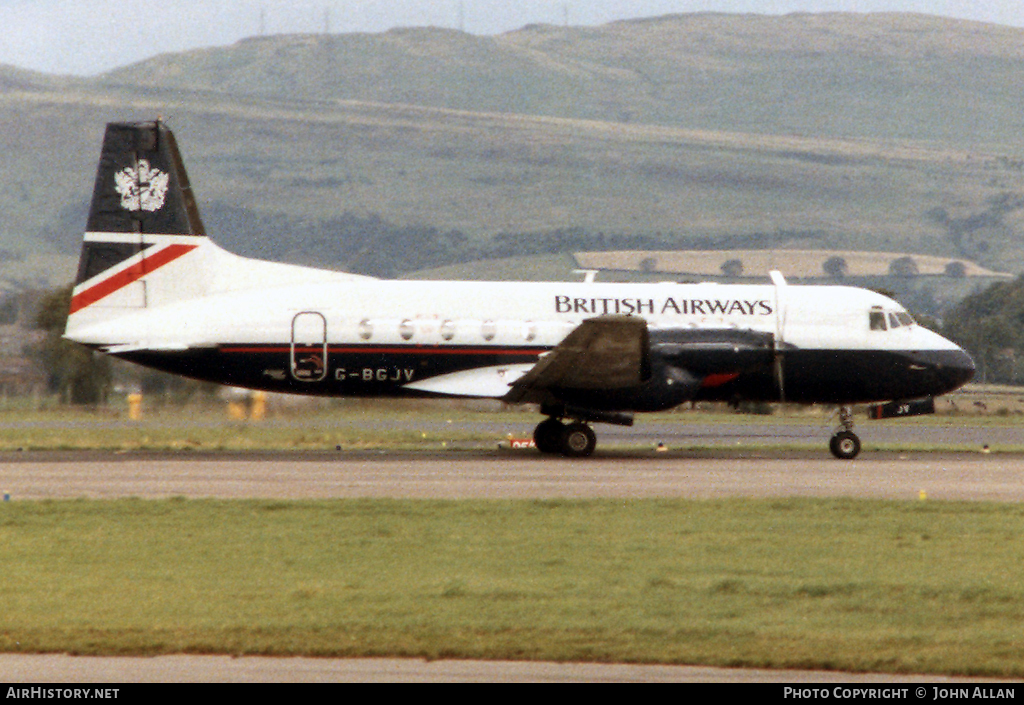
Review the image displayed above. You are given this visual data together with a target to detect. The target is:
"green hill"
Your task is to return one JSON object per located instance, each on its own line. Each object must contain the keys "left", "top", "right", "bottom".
{"left": 101, "top": 13, "right": 1024, "bottom": 146}
{"left": 2, "top": 12, "right": 1024, "bottom": 301}
{"left": 504, "top": 12, "right": 1024, "bottom": 145}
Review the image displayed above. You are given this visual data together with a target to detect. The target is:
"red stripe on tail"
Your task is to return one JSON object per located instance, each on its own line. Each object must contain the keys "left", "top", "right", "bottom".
{"left": 69, "top": 244, "right": 198, "bottom": 314}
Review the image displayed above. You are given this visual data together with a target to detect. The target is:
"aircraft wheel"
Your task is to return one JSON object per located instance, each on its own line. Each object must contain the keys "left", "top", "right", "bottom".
{"left": 561, "top": 423, "right": 597, "bottom": 458}
{"left": 534, "top": 418, "right": 565, "bottom": 454}
{"left": 829, "top": 431, "right": 861, "bottom": 460}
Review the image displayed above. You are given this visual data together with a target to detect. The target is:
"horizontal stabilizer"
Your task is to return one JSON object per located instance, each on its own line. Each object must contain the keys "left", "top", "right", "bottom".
{"left": 101, "top": 342, "right": 195, "bottom": 354}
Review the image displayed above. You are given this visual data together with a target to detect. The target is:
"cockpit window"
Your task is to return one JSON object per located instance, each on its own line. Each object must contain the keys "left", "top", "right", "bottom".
{"left": 871, "top": 307, "right": 917, "bottom": 331}
{"left": 896, "top": 312, "right": 915, "bottom": 327}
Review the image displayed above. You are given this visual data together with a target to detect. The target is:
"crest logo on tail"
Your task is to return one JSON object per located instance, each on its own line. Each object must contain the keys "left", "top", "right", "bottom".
{"left": 113, "top": 160, "right": 169, "bottom": 212}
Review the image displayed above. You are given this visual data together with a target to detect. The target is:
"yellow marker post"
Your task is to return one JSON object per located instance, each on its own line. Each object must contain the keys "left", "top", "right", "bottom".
{"left": 227, "top": 401, "right": 247, "bottom": 420}
{"left": 251, "top": 391, "right": 266, "bottom": 421}
{"left": 127, "top": 393, "right": 142, "bottom": 420}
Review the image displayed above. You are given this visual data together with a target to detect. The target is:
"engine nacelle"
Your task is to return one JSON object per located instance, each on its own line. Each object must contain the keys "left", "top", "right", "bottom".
{"left": 652, "top": 327, "right": 775, "bottom": 376}
{"left": 551, "top": 348, "right": 703, "bottom": 413}
{"left": 548, "top": 326, "right": 777, "bottom": 413}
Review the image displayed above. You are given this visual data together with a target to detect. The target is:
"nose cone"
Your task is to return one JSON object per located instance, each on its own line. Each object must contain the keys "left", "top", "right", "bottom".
{"left": 910, "top": 347, "right": 975, "bottom": 396}
{"left": 942, "top": 347, "right": 976, "bottom": 392}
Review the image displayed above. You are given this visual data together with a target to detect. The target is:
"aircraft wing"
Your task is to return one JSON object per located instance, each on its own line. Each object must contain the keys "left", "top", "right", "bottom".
{"left": 402, "top": 363, "right": 535, "bottom": 398}
{"left": 504, "top": 315, "right": 648, "bottom": 403}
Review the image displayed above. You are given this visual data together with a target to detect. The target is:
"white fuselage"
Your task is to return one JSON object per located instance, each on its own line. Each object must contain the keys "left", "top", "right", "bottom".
{"left": 69, "top": 267, "right": 957, "bottom": 356}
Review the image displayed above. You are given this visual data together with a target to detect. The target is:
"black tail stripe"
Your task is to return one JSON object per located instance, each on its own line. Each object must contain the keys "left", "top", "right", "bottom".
{"left": 74, "top": 241, "right": 154, "bottom": 286}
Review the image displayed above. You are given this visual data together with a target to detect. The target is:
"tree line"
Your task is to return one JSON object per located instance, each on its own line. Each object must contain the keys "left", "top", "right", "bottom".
{"left": 942, "top": 275, "right": 1024, "bottom": 385}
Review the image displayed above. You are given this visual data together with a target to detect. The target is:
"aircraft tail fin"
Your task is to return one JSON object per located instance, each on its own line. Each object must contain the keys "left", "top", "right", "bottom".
{"left": 66, "top": 120, "right": 216, "bottom": 336}
{"left": 65, "top": 120, "right": 368, "bottom": 347}
{"left": 83, "top": 120, "right": 205, "bottom": 239}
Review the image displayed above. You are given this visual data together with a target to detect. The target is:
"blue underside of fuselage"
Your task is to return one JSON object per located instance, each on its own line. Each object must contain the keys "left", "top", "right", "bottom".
{"left": 115, "top": 344, "right": 974, "bottom": 409}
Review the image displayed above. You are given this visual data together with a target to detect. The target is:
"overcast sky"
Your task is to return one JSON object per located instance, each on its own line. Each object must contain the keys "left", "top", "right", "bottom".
{"left": 3, "top": 0, "right": 1024, "bottom": 76}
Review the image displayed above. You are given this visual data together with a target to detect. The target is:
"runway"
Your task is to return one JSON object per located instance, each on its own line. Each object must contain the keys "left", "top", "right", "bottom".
{"left": 0, "top": 449, "right": 1022, "bottom": 502}
{"left": 0, "top": 654, "right": 997, "bottom": 684}
{"left": 1, "top": 448, "right": 1020, "bottom": 683}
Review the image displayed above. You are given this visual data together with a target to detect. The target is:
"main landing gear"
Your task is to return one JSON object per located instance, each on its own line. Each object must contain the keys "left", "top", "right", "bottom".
{"left": 829, "top": 405, "right": 861, "bottom": 460}
{"left": 534, "top": 406, "right": 865, "bottom": 460}
{"left": 534, "top": 417, "right": 597, "bottom": 458}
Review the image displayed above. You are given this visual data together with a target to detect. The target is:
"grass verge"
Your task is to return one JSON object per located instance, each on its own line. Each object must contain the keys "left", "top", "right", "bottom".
{"left": 0, "top": 403, "right": 1022, "bottom": 453}
{"left": 0, "top": 497, "right": 1022, "bottom": 676}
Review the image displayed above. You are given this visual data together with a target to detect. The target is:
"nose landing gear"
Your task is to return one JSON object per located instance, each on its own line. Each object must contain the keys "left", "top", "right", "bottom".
{"left": 829, "top": 405, "right": 861, "bottom": 460}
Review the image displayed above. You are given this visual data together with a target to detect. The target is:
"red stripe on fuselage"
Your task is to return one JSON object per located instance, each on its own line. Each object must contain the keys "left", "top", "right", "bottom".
{"left": 69, "top": 244, "right": 198, "bottom": 314}
{"left": 219, "top": 345, "right": 548, "bottom": 356}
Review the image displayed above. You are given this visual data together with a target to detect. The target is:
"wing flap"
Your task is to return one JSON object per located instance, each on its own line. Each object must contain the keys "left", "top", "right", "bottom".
{"left": 403, "top": 363, "right": 535, "bottom": 398}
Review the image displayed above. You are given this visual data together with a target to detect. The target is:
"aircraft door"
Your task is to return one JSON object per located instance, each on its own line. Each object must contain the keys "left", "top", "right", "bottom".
{"left": 291, "top": 312, "right": 327, "bottom": 382}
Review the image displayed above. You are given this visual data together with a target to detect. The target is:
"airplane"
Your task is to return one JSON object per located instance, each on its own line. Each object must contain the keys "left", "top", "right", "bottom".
{"left": 63, "top": 121, "right": 976, "bottom": 459}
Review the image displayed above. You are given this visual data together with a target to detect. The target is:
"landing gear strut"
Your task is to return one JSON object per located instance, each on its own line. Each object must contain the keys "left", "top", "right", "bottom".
{"left": 829, "top": 405, "right": 861, "bottom": 460}
{"left": 533, "top": 418, "right": 597, "bottom": 458}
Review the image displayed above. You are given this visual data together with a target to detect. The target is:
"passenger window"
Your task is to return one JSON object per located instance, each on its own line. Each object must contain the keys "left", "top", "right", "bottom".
{"left": 869, "top": 311, "right": 887, "bottom": 331}
{"left": 358, "top": 319, "right": 373, "bottom": 340}
{"left": 440, "top": 320, "right": 455, "bottom": 341}
{"left": 481, "top": 320, "right": 497, "bottom": 341}
{"left": 399, "top": 319, "right": 414, "bottom": 341}
{"left": 888, "top": 313, "right": 901, "bottom": 328}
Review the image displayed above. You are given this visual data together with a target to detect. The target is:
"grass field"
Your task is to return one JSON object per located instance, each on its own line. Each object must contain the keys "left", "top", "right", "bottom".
{"left": 0, "top": 497, "right": 1021, "bottom": 676}
{"left": 0, "top": 417, "right": 479, "bottom": 453}
{"left": 0, "top": 399, "right": 1021, "bottom": 674}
